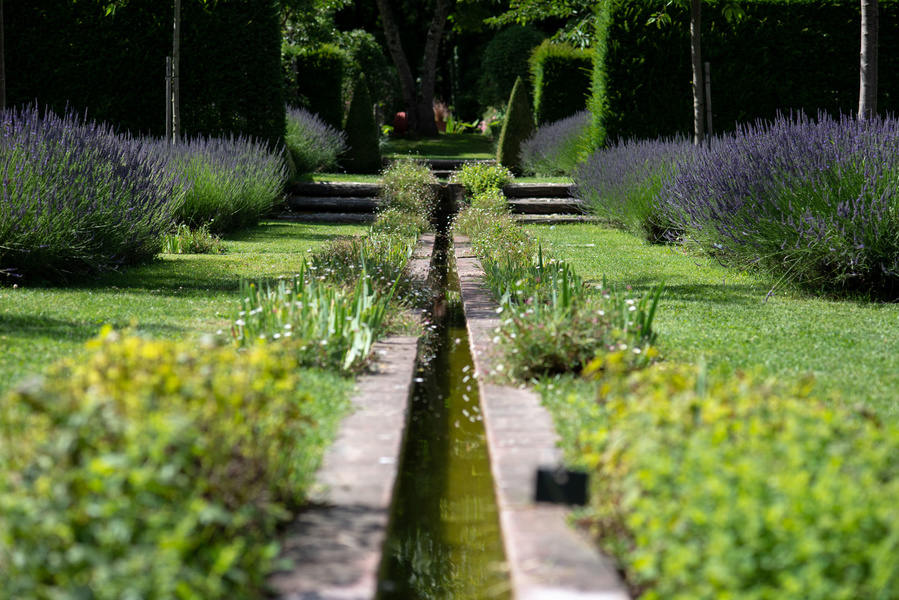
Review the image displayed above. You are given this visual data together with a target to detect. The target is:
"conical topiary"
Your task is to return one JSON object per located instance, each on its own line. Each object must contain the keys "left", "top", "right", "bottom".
{"left": 496, "top": 76, "right": 536, "bottom": 176}
{"left": 342, "top": 75, "right": 382, "bottom": 174}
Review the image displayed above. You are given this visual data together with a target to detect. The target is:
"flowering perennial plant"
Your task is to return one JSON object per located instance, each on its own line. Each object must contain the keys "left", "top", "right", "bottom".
{"left": 662, "top": 113, "right": 899, "bottom": 298}
{"left": 285, "top": 106, "right": 348, "bottom": 175}
{"left": 165, "top": 133, "right": 287, "bottom": 234}
{"left": 574, "top": 134, "right": 695, "bottom": 242}
{"left": 0, "top": 106, "right": 183, "bottom": 281}
{"left": 520, "top": 110, "right": 590, "bottom": 176}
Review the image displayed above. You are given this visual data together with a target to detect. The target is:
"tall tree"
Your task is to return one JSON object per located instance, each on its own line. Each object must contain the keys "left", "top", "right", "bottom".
{"left": 859, "top": 0, "right": 878, "bottom": 119}
{"left": 375, "top": 0, "right": 454, "bottom": 136}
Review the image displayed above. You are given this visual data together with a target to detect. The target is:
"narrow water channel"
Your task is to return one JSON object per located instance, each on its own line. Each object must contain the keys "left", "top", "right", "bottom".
{"left": 378, "top": 232, "right": 510, "bottom": 600}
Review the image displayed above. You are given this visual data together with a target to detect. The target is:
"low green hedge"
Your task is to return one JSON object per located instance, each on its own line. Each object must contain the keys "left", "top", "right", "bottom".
{"left": 564, "top": 360, "right": 899, "bottom": 599}
{"left": 0, "top": 329, "right": 350, "bottom": 599}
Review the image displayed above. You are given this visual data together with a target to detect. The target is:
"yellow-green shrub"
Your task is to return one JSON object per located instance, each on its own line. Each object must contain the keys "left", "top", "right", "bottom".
{"left": 574, "top": 360, "right": 899, "bottom": 600}
{"left": 0, "top": 328, "right": 349, "bottom": 599}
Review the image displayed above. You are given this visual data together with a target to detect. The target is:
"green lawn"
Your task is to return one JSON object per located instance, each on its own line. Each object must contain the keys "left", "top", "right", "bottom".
{"left": 0, "top": 221, "right": 368, "bottom": 395}
{"left": 527, "top": 222, "right": 899, "bottom": 421}
{"left": 383, "top": 132, "right": 496, "bottom": 160}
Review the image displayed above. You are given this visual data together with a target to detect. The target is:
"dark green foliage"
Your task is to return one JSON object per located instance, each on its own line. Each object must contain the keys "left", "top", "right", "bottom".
{"left": 529, "top": 40, "right": 593, "bottom": 126}
{"left": 342, "top": 77, "right": 382, "bottom": 174}
{"left": 478, "top": 25, "right": 546, "bottom": 109}
{"left": 497, "top": 77, "right": 536, "bottom": 175}
{"left": 6, "top": 0, "right": 285, "bottom": 145}
{"left": 285, "top": 43, "right": 349, "bottom": 130}
{"left": 590, "top": 0, "right": 899, "bottom": 144}
{"left": 335, "top": 29, "right": 398, "bottom": 115}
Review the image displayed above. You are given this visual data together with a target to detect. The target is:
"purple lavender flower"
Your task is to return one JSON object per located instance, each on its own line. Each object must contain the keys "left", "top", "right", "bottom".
{"left": 660, "top": 113, "right": 899, "bottom": 298}
{"left": 520, "top": 110, "right": 590, "bottom": 176}
{"left": 574, "top": 135, "right": 697, "bottom": 242}
{"left": 0, "top": 106, "right": 182, "bottom": 281}
{"left": 285, "top": 106, "right": 348, "bottom": 175}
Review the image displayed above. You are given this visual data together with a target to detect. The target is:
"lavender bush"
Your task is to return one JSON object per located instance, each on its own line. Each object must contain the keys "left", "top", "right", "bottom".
{"left": 0, "top": 106, "right": 183, "bottom": 281}
{"left": 662, "top": 113, "right": 899, "bottom": 298}
{"left": 285, "top": 106, "right": 348, "bottom": 176}
{"left": 520, "top": 110, "right": 590, "bottom": 176}
{"left": 574, "top": 135, "right": 695, "bottom": 242}
{"left": 165, "top": 134, "right": 287, "bottom": 234}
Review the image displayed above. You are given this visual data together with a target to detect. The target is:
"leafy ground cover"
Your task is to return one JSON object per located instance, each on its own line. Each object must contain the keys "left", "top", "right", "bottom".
{"left": 382, "top": 132, "right": 496, "bottom": 159}
{"left": 527, "top": 222, "right": 899, "bottom": 421}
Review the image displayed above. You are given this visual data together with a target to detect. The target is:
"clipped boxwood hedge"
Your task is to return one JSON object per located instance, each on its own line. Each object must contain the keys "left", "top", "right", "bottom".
{"left": 529, "top": 40, "right": 593, "bottom": 126}
{"left": 285, "top": 43, "right": 349, "bottom": 130}
{"left": 0, "top": 329, "right": 349, "bottom": 599}
{"left": 589, "top": 0, "right": 899, "bottom": 144}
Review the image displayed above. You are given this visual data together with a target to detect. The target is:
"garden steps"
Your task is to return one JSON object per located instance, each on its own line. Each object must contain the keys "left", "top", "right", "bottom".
{"left": 278, "top": 181, "right": 380, "bottom": 223}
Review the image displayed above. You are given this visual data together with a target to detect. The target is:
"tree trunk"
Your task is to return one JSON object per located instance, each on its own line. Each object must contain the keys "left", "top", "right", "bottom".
{"left": 173, "top": 0, "right": 181, "bottom": 139}
{"left": 1, "top": 0, "right": 5, "bottom": 110}
{"left": 415, "top": 0, "right": 452, "bottom": 136}
{"left": 859, "top": 0, "right": 879, "bottom": 119}
{"left": 375, "top": 0, "right": 453, "bottom": 137}
{"left": 690, "top": 0, "right": 705, "bottom": 145}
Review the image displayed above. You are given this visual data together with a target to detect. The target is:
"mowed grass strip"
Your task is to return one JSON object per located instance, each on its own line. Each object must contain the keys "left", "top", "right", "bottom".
{"left": 527, "top": 222, "right": 899, "bottom": 421}
{"left": 0, "top": 221, "right": 368, "bottom": 395}
{"left": 383, "top": 132, "right": 496, "bottom": 160}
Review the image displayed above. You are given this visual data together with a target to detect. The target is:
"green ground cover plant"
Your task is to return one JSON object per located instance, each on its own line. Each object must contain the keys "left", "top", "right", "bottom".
{"left": 541, "top": 362, "right": 899, "bottom": 600}
{"left": 450, "top": 163, "right": 514, "bottom": 198}
{"left": 1, "top": 329, "right": 352, "bottom": 599}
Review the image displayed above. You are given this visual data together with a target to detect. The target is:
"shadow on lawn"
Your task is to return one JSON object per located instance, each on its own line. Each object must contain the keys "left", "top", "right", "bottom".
{"left": 0, "top": 313, "right": 183, "bottom": 342}
{"left": 586, "top": 276, "right": 769, "bottom": 307}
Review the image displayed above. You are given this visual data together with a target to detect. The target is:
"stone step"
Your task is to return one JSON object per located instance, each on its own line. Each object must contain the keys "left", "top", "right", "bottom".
{"left": 276, "top": 212, "right": 375, "bottom": 224}
{"left": 507, "top": 198, "right": 585, "bottom": 215}
{"left": 289, "top": 181, "right": 380, "bottom": 198}
{"left": 285, "top": 196, "right": 378, "bottom": 213}
{"left": 514, "top": 214, "right": 602, "bottom": 225}
{"left": 503, "top": 183, "right": 573, "bottom": 199}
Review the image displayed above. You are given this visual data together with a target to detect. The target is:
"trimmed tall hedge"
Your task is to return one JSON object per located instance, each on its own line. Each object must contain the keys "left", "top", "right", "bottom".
{"left": 284, "top": 43, "right": 349, "bottom": 130}
{"left": 479, "top": 25, "right": 546, "bottom": 109}
{"left": 497, "top": 77, "right": 536, "bottom": 175}
{"left": 529, "top": 41, "right": 593, "bottom": 126}
{"left": 589, "top": 0, "right": 899, "bottom": 145}
{"left": 5, "top": 0, "right": 285, "bottom": 145}
{"left": 342, "top": 76, "right": 382, "bottom": 174}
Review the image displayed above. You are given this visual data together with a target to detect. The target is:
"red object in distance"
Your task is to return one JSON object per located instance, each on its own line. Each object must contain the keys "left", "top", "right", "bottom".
{"left": 393, "top": 112, "right": 408, "bottom": 134}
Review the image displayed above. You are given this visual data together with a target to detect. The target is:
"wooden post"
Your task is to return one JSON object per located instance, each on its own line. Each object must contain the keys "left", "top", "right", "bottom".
{"left": 165, "top": 57, "right": 172, "bottom": 143}
{"left": 704, "top": 61, "right": 712, "bottom": 144}
{"left": 172, "top": 0, "right": 181, "bottom": 140}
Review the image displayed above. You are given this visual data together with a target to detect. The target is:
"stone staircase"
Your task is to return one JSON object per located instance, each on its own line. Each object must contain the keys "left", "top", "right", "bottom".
{"left": 278, "top": 181, "right": 379, "bottom": 223}
{"left": 277, "top": 167, "right": 597, "bottom": 224}
{"left": 504, "top": 182, "right": 597, "bottom": 224}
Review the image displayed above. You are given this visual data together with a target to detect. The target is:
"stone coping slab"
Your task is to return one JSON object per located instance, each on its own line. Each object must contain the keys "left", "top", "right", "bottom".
{"left": 267, "top": 235, "right": 435, "bottom": 600}
{"left": 454, "top": 236, "right": 630, "bottom": 600}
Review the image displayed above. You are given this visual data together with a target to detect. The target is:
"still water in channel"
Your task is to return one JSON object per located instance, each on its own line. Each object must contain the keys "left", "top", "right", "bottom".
{"left": 378, "top": 234, "right": 509, "bottom": 600}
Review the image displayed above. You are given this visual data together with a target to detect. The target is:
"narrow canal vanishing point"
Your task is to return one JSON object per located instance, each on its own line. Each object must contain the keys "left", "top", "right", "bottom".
{"left": 268, "top": 189, "right": 630, "bottom": 599}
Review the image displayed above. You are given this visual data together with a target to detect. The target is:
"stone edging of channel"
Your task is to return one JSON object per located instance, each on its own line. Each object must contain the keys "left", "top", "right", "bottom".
{"left": 267, "top": 235, "right": 435, "bottom": 600}
{"left": 453, "top": 235, "right": 631, "bottom": 600}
